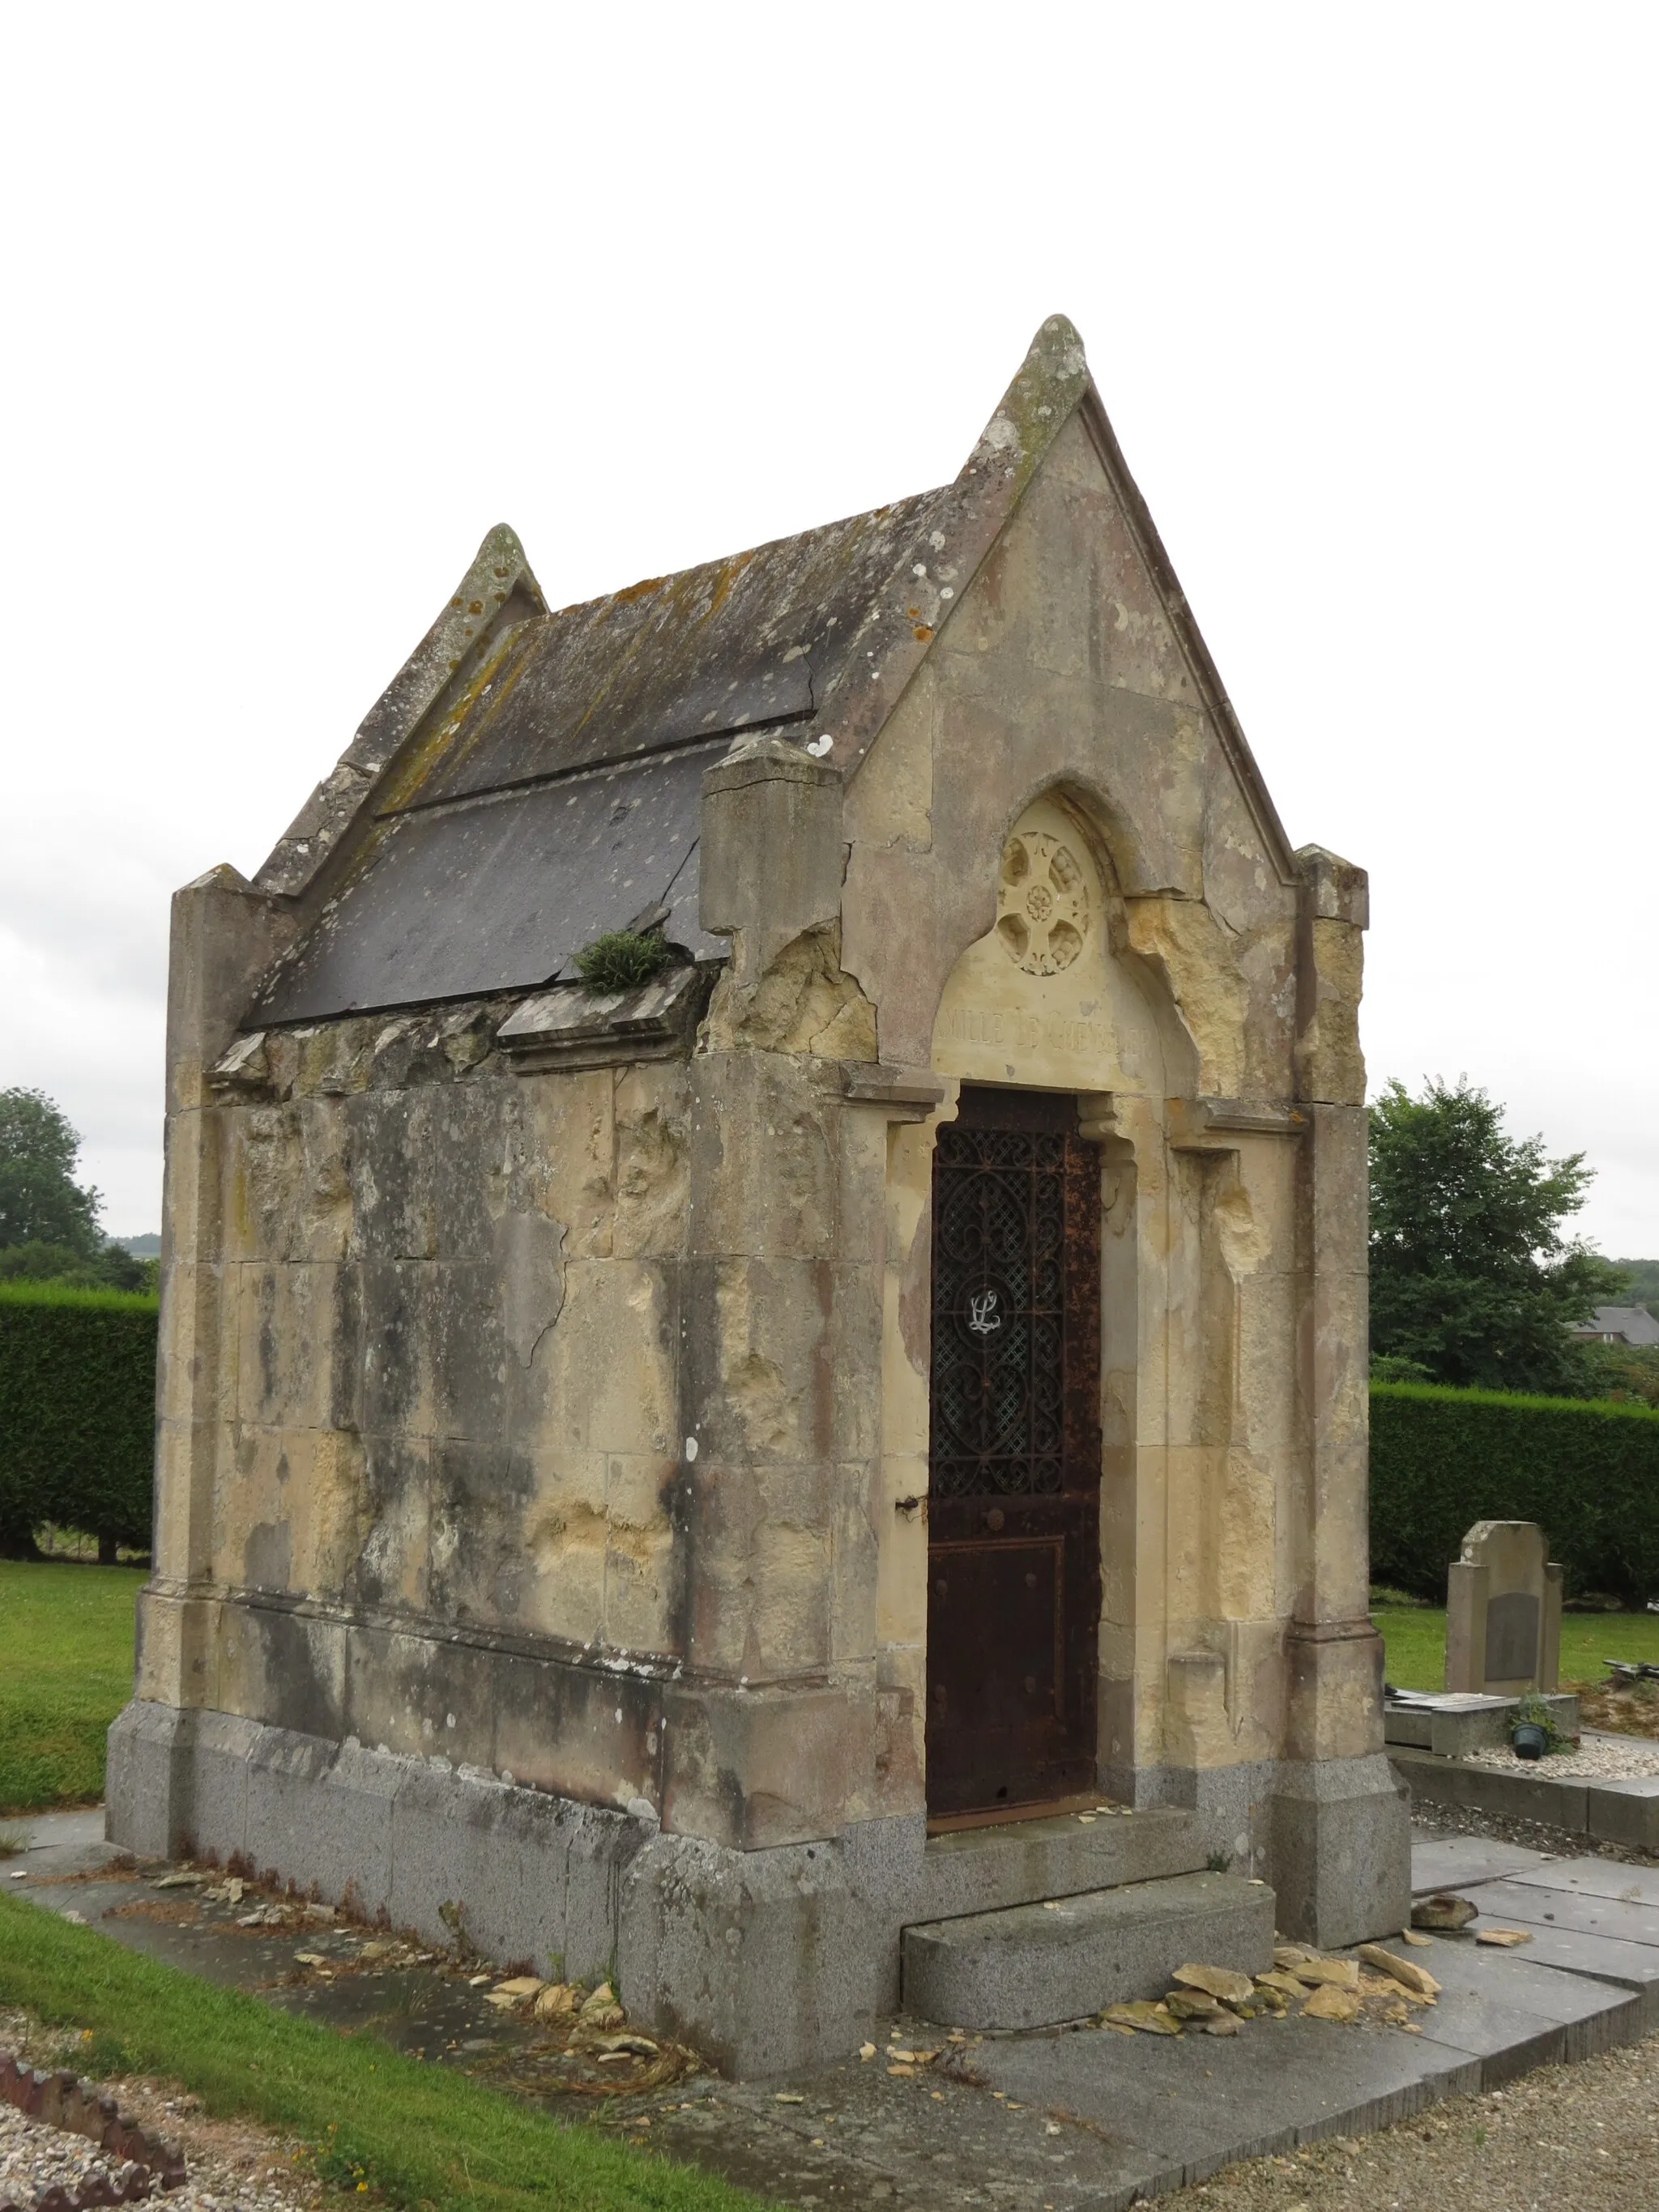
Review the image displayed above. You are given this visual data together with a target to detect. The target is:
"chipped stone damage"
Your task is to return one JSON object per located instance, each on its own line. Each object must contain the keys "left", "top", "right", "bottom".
{"left": 113, "top": 314, "right": 1407, "bottom": 2078}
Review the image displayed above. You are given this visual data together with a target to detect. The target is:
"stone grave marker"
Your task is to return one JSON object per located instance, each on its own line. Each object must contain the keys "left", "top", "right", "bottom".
{"left": 1445, "top": 1520, "right": 1563, "bottom": 1695}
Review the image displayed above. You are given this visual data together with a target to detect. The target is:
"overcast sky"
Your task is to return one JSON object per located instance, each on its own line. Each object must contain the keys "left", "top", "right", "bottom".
{"left": 3, "top": 5, "right": 1654, "bottom": 1255}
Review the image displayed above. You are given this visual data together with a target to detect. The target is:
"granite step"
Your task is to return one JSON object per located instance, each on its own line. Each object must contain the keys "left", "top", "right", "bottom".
{"left": 914, "top": 1805, "right": 1210, "bottom": 1924}
{"left": 902, "top": 1869, "right": 1275, "bottom": 2031}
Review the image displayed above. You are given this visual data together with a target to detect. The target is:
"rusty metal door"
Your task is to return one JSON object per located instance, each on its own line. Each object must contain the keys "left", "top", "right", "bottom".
{"left": 925, "top": 1089, "right": 1102, "bottom": 1820}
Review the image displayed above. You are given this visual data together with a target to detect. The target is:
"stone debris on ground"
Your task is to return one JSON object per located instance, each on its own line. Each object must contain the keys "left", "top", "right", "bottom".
{"left": 1411, "top": 1891, "right": 1478, "bottom": 1929}
{"left": 1465, "top": 1733, "right": 1659, "bottom": 1779}
{"left": 1098, "top": 1946, "right": 1435, "bottom": 2041}
{"left": 29, "top": 1848, "right": 694, "bottom": 2105}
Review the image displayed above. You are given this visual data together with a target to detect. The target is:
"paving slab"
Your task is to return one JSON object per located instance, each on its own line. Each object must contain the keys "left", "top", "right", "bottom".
{"left": 1410, "top": 1831, "right": 1551, "bottom": 1894}
{"left": 972, "top": 2014, "right": 1482, "bottom": 2184}
{"left": 716, "top": 2055, "right": 1168, "bottom": 2211}
{"left": 1505, "top": 1856, "right": 1659, "bottom": 1908}
{"left": 1457, "top": 1875, "right": 1659, "bottom": 1950}
{"left": 1424, "top": 1882, "right": 1659, "bottom": 2026}
{"left": 8, "top": 1809, "right": 109, "bottom": 1852}
{"left": 1404, "top": 1938, "right": 1640, "bottom": 2075}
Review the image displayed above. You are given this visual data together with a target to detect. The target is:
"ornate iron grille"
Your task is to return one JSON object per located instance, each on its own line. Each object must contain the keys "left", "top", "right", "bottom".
{"left": 928, "top": 1116, "right": 1096, "bottom": 1498}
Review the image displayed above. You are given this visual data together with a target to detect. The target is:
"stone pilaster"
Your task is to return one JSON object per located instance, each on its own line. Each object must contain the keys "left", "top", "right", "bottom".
{"left": 139, "top": 866, "right": 295, "bottom": 1710}
{"left": 1274, "top": 844, "right": 1409, "bottom": 1941}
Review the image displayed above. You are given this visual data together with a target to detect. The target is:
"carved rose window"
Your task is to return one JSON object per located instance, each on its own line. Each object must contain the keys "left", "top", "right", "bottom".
{"left": 996, "top": 833, "right": 1089, "bottom": 975}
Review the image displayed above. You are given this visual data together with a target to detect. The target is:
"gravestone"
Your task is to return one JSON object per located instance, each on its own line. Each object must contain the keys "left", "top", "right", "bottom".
{"left": 1444, "top": 1520, "right": 1563, "bottom": 1695}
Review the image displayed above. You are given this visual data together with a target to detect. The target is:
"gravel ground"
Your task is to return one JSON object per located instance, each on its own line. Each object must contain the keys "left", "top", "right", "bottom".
{"left": 0, "top": 2010, "right": 321, "bottom": 2212}
{"left": 1170, "top": 2031, "right": 1659, "bottom": 2210}
{"left": 1466, "top": 1733, "right": 1659, "bottom": 1779}
{"left": 1410, "top": 1794, "right": 1659, "bottom": 1865}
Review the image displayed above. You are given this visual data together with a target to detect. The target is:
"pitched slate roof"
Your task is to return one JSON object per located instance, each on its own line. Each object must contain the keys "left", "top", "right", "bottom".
{"left": 1570, "top": 1305, "right": 1659, "bottom": 1345}
{"left": 245, "top": 318, "right": 1295, "bottom": 1026}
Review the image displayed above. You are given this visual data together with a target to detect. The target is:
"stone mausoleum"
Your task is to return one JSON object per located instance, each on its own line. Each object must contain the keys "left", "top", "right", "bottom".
{"left": 111, "top": 318, "right": 1409, "bottom": 2072}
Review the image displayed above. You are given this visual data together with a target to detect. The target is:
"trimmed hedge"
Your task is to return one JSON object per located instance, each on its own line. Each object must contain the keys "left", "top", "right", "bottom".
{"left": 0, "top": 1281, "right": 158, "bottom": 1554}
{"left": 1371, "top": 1379, "right": 1659, "bottom": 1605}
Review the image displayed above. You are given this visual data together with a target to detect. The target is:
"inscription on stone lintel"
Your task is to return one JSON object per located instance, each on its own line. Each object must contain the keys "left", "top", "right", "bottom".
{"left": 940, "top": 1004, "right": 1111, "bottom": 1059}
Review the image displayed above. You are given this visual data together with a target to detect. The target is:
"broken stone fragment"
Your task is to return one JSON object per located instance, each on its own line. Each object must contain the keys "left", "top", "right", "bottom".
{"left": 493, "top": 1976, "right": 544, "bottom": 1998}
{"left": 1411, "top": 1893, "right": 1478, "bottom": 1931}
{"left": 593, "top": 2032, "right": 659, "bottom": 2058}
{"left": 1162, "top": 1989, "right": 1222, "bottom": 2020}
{"left": 1300, "top": 1983, "right": 1361, "bottom": 2022}
{"left": 1170, "top": 1963, "right": 1255, "bottom": 2004}
{"left": 1285, "top": 1955, "right": 1359, "bottom": 1991}
{"left": 1356, "top": 1944, "right": 1441, "bottom": 1997}
{"left": 1475, "top": 1927, "right": 1533, "bottom": 1947}
{"left": 533, "top": 1983, "right": 578, "bottom": 2021}
{"left": 1254, "top": 1971, "right": 1307, "bottom": 2001}
{"left": 1100, "top": 2001, "right": 1180, "bottom": 2035}
{"left": 1203, "top": 2013, "right": 1240, "bottom": 2036}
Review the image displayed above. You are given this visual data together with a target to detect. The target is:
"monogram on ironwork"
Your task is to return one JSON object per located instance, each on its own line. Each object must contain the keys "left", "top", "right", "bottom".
{"left": 928, "top": 1121, "right": 1096, "bottom": 1499}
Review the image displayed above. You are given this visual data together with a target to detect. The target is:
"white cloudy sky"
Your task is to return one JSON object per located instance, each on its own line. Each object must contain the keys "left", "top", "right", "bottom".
{"left": 2, "top": 5, "right": 1654, "bottom": 1252}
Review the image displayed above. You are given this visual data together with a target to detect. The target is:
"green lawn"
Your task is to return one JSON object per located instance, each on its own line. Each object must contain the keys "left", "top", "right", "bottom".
{"left": 0, "top": 1560, "right": 143, "bottom": 1813}
{"left": 0, "top": 1894, "right": 762, "bottom": 2212}
{"left": 1374, "top": 1604, "right": 1659, "bottom": 1691}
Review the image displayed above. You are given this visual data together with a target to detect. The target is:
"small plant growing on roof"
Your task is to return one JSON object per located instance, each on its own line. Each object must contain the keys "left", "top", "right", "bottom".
{"left": 572, "top": 927, "right": 672, "bottom": 996}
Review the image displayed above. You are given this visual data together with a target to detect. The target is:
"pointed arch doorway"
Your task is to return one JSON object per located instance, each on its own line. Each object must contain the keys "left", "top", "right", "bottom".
{"left": 924, "top": 1085, "right": 1103, "bottom": 1821}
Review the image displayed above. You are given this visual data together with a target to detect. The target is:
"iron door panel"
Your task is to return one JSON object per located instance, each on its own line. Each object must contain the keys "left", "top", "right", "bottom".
{"left": 925, "top": 1090, "right": 1102, "bottom": 1818}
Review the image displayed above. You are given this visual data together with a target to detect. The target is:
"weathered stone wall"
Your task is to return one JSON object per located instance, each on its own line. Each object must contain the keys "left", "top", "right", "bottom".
{"left": 142, "top": 995, "right": 695, "bottom": 1816}
{"left": 840, "top": 406, "right": 1383, "bottom": 1816}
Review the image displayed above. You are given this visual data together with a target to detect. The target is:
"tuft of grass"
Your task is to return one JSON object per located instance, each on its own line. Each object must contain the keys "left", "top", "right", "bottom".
{"left": 0, "top": 1829, "right": 28, "bottom": 1859}
{"left": 0, "top": 1561, "right": 143, "bottom": 1813}
{"left": 0, "top": 1894, "right": 765, "bottom": 2212}
{"left": 573, "top": 930, "right": 672, "bottom": 995}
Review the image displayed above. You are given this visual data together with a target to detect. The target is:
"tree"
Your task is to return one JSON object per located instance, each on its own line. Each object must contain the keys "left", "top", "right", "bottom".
{"left": 1369, "top": 1078, "right": 1625, "bottom": 1394}
{"left": 0, "top": 1089, "right": 103, "bottom": 1256}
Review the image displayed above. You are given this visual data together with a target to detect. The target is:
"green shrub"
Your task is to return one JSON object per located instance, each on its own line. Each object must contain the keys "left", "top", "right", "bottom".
{"left": 1370, "top": 1380, "right": 1659, "bottom": 1605}
{"left": 573, "top": 929, "right": 672, "bottom": 995}
{"left": 0, "top": 1281, "right": 157, "bottom": 1557}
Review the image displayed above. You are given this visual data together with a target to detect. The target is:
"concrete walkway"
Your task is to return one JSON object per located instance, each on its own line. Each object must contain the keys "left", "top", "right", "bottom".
{"left": 6, "top": 1809, "right": 1659, "bottom": 2210}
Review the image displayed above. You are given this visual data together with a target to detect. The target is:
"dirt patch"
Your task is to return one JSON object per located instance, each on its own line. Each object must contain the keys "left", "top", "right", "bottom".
{"left": 104, "top": 1897, "right": 204, "bottom": 1927}
{"left": 1565, "top": 1678, "right": 1659, "bottom": 1740}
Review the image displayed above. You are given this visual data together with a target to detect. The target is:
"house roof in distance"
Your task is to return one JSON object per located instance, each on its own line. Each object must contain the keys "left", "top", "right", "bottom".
{"left": 1570, "top": 1305, "right": 1659, "bottom": 1346}
{"left": 245, "top": 317, "right": 1294, "bottom": 1028}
